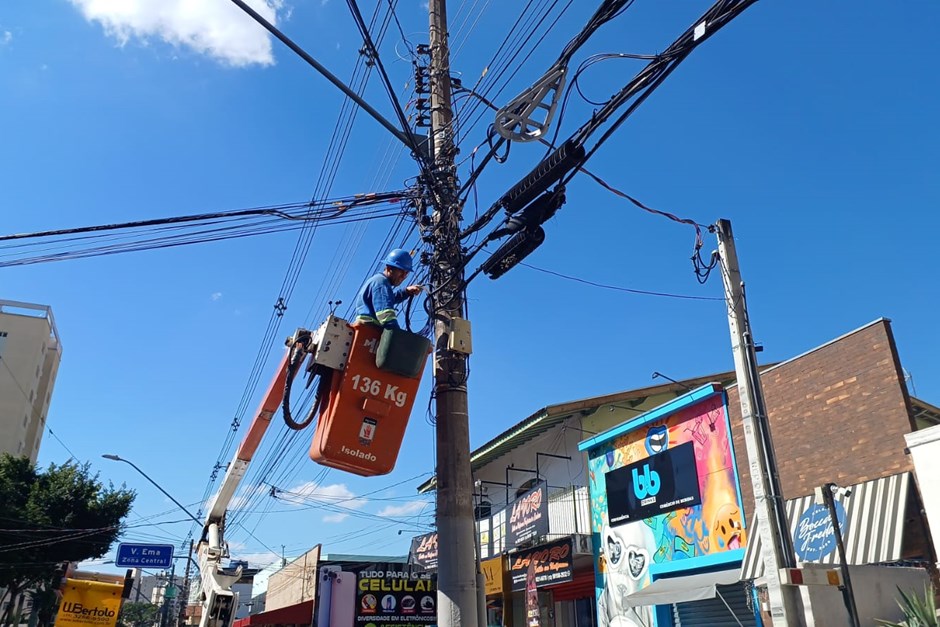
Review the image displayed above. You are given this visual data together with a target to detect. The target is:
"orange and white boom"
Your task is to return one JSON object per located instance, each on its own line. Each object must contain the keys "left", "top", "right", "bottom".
{"left": 196, "top": 338, "right": 296, "bottom": 627}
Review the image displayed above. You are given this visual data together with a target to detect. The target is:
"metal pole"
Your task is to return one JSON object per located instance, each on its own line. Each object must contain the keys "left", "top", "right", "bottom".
{"left": 160, "top": 564, "right": 176, "bottom": 627}
{"left": 428, "top": 0, "right": 479, "bottom": 625}
{"left": 716, "top": 219, "right": 802, "bottom": 626}
{"left": 822, "top": 484, "right": 860, "bottom": 627}
{"left": 178, "top": 541, "right": 195, "bottom": 627}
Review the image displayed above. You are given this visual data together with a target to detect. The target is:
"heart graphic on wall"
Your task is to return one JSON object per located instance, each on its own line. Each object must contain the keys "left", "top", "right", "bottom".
{"left": 626, "top": 546, "right": 649, "bottom": 580}
{"left": 604, "top": 529, "right": 625, "bottom": 570}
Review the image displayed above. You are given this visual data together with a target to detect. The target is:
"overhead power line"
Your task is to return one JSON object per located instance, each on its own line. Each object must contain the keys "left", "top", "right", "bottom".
{"left": 517, "top": 263, "right": 724, "bottom": 301}
{"left": 0, "top": 193, "right": 412, "bottom": 267}
{"left": 225, "top": 0, "right": 427, "bottom": 161}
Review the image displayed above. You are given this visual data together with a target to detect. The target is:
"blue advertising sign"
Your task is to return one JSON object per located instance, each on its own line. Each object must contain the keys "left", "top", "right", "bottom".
{"left": 115, "top": 543, "right": 175, "bottom": 568}
{"left": 793, "top": 501, "right": 847, "bottom": 561}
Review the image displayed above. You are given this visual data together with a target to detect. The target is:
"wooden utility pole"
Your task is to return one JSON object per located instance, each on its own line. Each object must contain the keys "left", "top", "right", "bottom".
{"left": 428, "top": 0, "right": 480, "bottom": 626}
{"left": 717, "top": 218, "right": 803, "bottom": 626}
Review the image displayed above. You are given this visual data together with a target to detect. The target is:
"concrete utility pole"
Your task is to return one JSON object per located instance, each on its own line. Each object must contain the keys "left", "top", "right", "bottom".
{"left": 427, "top": 1, "right": 480, "bottom": 626}
{"left": 716, "top": 219, "right": 803, "bottom": 626}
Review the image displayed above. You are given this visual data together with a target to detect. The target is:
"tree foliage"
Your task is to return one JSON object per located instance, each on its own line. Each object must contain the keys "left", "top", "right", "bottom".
{"left": 0, "top": 454, "right": 136, "bottom": 626}
{"left": 118, "top": 602, "right": 159, "bottom": 627}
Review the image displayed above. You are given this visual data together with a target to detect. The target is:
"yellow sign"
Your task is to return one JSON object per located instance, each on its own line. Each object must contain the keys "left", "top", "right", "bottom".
{"left": 55, "top": 579, "right": 123, "bottom": 627}
{"left": 481, "top": 557, "right": 505, "bottom": 596}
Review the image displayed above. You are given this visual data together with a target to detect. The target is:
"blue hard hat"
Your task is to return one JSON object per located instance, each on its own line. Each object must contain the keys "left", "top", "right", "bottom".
{"left": 384, "top": 249, "right": 413, "bottom": 272}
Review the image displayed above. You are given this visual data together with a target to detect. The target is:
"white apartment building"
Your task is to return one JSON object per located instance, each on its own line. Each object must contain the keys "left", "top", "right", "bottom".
{"left": 0, "top": 299, "right": 62, "bottom": 462}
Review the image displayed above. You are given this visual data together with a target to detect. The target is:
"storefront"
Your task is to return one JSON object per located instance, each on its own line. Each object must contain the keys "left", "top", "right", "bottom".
{"left": 579, "top": 383, "right": 757, "bottom": 627}
{"left": 410, "top": 480, "right": 596, "bottom": 627}
{"left": 504, "top": 536, "right": 595, "bottom": 627}
{"left": 481, "top": 556, "right": 510, "bottom": 627}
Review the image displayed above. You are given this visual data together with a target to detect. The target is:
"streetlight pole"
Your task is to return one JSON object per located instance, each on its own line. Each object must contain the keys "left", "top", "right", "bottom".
{"left": 101, "top": 454, "right": 201, "bottom": 525}
{"left": 820, "top": 483, "right": 860, "bottom": 627}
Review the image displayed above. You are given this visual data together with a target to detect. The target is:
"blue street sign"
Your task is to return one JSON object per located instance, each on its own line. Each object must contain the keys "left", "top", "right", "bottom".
{"left": 116, "top": 543, "right": 175, "bottom": 568}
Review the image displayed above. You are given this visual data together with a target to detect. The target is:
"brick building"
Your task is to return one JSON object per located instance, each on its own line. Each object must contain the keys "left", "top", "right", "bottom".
{"left": 728, "top": 318, "right": 923, "bottom": 513}
{"left": 417, "top": 317, "right": 939, "bottom": 626}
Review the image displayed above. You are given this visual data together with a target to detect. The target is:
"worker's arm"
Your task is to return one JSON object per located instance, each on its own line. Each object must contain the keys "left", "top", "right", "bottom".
{"left": 392, "top": 285, "right": 423, "bottom": 304}
{"left": 373, "top": 281, "right": 402, "bottom": 329}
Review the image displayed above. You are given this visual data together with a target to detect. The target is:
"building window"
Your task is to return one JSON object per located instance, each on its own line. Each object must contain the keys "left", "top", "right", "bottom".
{"left": 29, "top": 389, "right": 34, "bottom": 402}
{"left": 474, "top": 500, "right": 492, "bottom": 520}
{"left": 23, "top": 414, "right": 28, "bottom": 427}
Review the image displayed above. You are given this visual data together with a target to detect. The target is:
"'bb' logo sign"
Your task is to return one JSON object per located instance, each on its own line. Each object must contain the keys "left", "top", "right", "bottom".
{"left": 631, "top": 464, "right": 661, "bottom": 500}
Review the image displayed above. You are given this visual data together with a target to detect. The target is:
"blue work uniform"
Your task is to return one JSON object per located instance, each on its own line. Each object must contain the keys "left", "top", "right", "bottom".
{"left": 354, "top": 273, "right": 409, "bottom": 329}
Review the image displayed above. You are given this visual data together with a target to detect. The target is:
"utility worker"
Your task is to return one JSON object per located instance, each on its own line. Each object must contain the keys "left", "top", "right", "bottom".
{"left": 354, "top": 249, "right": 423, "bottom": 329}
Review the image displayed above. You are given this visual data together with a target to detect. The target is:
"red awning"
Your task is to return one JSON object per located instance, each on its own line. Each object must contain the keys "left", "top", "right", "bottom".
{"left": 232, "top": 600, "right": 314, "bottom": 627}
{"left": 546, "top": 569, "right": 595, "bottom": 603}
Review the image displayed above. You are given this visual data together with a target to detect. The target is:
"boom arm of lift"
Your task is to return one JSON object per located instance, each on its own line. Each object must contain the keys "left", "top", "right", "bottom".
{"left": 197, "top": 330, "right": 305, "bottom": 627}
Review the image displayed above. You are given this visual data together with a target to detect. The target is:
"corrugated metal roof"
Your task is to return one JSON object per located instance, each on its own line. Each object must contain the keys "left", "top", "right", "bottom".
{"left": 740, "top": 472, "right": 911, "bottom": 580}
{"left": 417, "top": 371, "right": 736, "bottom": 493}
{"left": 911, "top": 397, "right": 940, "bottom": 428}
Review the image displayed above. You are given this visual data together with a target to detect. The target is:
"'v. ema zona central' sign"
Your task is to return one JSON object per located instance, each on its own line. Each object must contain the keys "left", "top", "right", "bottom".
{"left": 115, "top": 543, "right": 174, "bottom": 568}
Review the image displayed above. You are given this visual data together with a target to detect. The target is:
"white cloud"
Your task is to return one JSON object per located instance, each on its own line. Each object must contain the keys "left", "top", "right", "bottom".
{"left": 211, "top": 292, "right": 223, "bottom": 301}
{"left": 280, "top": 480, "right": 367, "bottom": 523}
{"left": 1, "top": 31, "right": 12, "bottom": 46}
{"left": 66, "top": 0, "right": 287, "bottom": 67}
{"left": 377, "top": 500, "right": 430, "bottom": 518}
{"left": 322, "top": 512, "right": 348, "bottom": 523}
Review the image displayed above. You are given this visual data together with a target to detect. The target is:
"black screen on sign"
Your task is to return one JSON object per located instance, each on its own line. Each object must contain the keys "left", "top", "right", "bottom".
{"left": 605, "top": 441, "right": 701, "bottom": 525}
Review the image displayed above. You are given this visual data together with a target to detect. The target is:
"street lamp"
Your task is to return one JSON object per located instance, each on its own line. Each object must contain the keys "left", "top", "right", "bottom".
{"left": 101, "top": 454, "right": 201, "bottom": 525}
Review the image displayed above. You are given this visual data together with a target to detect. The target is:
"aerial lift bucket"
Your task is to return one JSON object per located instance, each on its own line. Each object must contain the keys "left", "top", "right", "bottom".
{"left": 310, "top": 323, "right": 431, "bottom": 476}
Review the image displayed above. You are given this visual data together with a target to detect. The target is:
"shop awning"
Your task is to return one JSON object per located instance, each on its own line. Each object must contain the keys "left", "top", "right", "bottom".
{"left": 740, "top": 472, "right": 911, "bottom": 580}
{"left": 624, "top": 569, "right": 741, "bottom": 607}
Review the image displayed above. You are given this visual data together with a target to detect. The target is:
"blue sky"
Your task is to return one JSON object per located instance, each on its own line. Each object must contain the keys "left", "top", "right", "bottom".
{"left": 2, "top": 0, "right": 938, "bottom": 571}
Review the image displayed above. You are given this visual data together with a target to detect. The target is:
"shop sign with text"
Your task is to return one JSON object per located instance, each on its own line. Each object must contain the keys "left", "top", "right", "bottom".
{"left": 407, "top": 532, "right": 438, "bottom": 570}
{"left": 605, "top": 441, "right": 701, "bottom": 524}
{"left": 356, "top": 565, "right": 436, "bottom": 626}
{"left": 508, "top": 537, "right": 574, "bottom": 591}
{"left": 506, "top": 481, "right": 549, "bottom": 549}
{"left": 481, "top": 556, "right": 505, "bottom": 596}
{"left": 55, "top": 579, "right": 123, "bottom": 627}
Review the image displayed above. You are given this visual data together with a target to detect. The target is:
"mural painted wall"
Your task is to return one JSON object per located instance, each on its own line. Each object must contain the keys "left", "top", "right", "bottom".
{"left": 586, "top": 392, "right": 745, "bottom": 627}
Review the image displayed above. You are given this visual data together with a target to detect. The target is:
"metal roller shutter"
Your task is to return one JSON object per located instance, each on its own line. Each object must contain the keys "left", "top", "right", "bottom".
{"left": 672, "top": 583, "right": 757, "bottom": 627}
